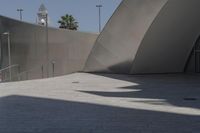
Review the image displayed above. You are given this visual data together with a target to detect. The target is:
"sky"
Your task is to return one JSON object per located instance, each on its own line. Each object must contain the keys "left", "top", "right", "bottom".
{"left": 0, "top": 0, "right": 122, "bottom": 33}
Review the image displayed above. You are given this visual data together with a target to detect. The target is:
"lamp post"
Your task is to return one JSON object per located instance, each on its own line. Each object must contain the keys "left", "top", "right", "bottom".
{"left": 17, "top": 8, "right": 23, "bottom": 21}
{"left": 45, "top": 14, "right": 49, "bottom": 77}
{"left": 96, "top": 4, "right": 103, "bottom": 33}
{"left": 2, "top": 32, "right": 11, "bottom": 81}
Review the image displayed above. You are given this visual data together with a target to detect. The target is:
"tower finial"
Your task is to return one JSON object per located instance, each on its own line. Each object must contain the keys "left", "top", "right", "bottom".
{"left": 37, "top": 3, "right": 48, "bottom": 25}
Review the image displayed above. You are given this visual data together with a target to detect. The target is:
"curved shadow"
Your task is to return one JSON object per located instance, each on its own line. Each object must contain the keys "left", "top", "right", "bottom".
{"left": 81, "top": 73, "right": 200, "bottom": 109}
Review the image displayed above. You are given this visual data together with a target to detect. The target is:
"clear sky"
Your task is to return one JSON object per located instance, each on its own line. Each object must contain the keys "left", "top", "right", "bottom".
{"left": 0, "top": 0, "right": 122, "bottom": 33}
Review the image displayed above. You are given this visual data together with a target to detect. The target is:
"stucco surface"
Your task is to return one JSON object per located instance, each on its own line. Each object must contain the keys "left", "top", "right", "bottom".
{"left": 0, "top": 15, "right": 97, "bottom": 80}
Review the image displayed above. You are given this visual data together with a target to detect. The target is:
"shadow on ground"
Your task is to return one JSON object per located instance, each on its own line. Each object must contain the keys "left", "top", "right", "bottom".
{"left": 0, "top": 95, "right": 199, "bottom": 133}
{"left": 81, "top": 73, "right": 200, "bottom": 109}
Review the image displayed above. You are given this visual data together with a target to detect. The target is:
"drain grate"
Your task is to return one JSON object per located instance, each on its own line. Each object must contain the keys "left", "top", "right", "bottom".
{"left": 72, "top": 81, "right": 80, "bottom": 84}
{"left": 183, "top": 97, "right": 198, "bottom": 101}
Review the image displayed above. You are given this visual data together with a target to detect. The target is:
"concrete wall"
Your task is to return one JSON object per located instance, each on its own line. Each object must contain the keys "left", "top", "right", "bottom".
{"left": 2, "top": 0, "right": 200, "bottom": 78}
{"left": 84, "top": 0, "right": 168, "bottom": 74}
{"left": 131, "top": 0, "right": 200, "bottom": 74}
{"left": 84, "top": 0, "right": 200, "bottom": 74}
{"left": 0, "top": 15, "right": 97, "bottom": 81}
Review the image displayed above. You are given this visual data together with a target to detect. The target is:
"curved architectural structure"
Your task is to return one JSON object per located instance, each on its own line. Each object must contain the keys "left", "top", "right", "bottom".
{"left": 1, "top": 0, "right": 200, "bottom": 81}
{"left": 84, "top": 0, "right": 200, "bottom": 74}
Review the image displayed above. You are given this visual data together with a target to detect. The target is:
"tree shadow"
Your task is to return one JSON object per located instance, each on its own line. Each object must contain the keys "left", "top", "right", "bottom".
{"left": 0, "top": 95, "right": 199, "bottom": 133}
{"left": 81, "top": 73, "right": 200, "bottom": 109}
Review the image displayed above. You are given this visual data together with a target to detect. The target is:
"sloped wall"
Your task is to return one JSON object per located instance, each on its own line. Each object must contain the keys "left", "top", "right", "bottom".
{"left": 84, "top": 0, "right": 200, "bottom": 74}
{"left": 84, "top": 0, "right": 168, "bottom": 74}
{"left": 131, "top": 0, "right": 200, "bottom": 74}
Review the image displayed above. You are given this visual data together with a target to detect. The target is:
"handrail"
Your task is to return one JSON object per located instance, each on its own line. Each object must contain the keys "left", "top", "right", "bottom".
{"left": 18, "top": 65, "right": 43, "bottom": 75}
{"left": 13, "top": 65, "right": 44, "bottom": 81}
{"left": 18, "top": 65, "right": 43, "bottom": 76}
{"left": 2, "top": 61, "right": 56, "bottom": 82}
{"left": 0, "top": 64, "right": 19, "bottom": 73}
{"left": 0, "top": 64, "right": 20, "bottom": 82}
{"left": 17, "top": 61, "right": 56, "bottom": 79}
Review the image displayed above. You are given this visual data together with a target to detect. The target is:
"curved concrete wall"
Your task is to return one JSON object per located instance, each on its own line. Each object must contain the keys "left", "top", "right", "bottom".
{"left": 131, "top": 0, "right": 200, "bottom": 74}
{"left": 0, "top": 15, "right": 97, "bottom": 80}
{"left": 84, "top": 0, "right": 200, "bottom": 74}
{"left": 84, "top": 0, "right": 168, "bottom": 74}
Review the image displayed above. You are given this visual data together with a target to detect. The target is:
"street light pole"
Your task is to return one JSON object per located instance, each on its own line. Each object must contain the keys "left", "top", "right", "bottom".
{"left": 45, "top": 14, "right": 49, "bottom": 78}
{"left": 17, "top": 9, "right": 23, "bottom": 21}
{"left": 96, "top": 5, "right": 103, "bottom": 33}
{"left": 2, "top": 32, "right": 11, "bottom": 81}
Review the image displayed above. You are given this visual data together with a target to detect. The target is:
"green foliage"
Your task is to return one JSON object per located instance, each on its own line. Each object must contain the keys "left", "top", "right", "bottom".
{"left": 58, "top": 14, "right": 79, "bottom": 30}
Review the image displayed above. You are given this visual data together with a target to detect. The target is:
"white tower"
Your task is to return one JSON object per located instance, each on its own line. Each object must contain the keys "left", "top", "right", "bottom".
{"left": 37, "top": 4, "right": 48, "bottom": 26}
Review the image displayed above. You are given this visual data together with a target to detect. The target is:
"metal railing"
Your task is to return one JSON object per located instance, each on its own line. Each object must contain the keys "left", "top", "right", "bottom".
{"left": 0, "top": 64, "right": 19, "bottom": 72}
{"left": 1, "top": 65, "right": 44, "bottom": 82}
{"left": 16, "top": 65, "right": 44, "bottom": 81}
{"left": 0, "top": 64, "right": 20, "bottom": 82}
{"left": 1, "top": 61, "right": 56, "bottom": 82}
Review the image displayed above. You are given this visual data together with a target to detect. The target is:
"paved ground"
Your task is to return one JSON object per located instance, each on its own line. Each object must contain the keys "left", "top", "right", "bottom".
{"left": 0, "top": 73, "right": 200, "bottom": 133}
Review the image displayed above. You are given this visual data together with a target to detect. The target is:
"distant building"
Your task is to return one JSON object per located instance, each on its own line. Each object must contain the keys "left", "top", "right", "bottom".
{"left": 37, "top": 4, "right": 48, "bottom": 26}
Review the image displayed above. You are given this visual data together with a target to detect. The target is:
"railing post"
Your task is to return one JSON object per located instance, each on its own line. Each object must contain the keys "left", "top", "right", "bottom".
{"left": 18, "top": 66, "right": 21, "bottom": 81}
{"left": 1, "top": 72, "right": 4, "bottom": 82}
{"left": 51, "top": 61, "right": 55, "bottom": 77}
{"left": 26, "top": 72, "right": 28, "bottom": 80}
{"left": 41, "top": 65, "right": 44, "bottom": 78}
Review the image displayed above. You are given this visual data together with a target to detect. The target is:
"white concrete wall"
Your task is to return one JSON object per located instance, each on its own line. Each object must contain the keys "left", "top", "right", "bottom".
{"left": 84, "top": 0, "right": 168, "bottom": 74}
{"left": 131, "top": 0, "right": 200, "bottom": 74}
{"left": 85, "top": 0, "right": 200, "bottom": 74}
{"left": 0, "top": 15, "right": 98, "bottom": 80}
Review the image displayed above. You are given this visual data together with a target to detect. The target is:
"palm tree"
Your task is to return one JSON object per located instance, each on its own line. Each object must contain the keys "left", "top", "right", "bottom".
{"left": 58, "top": 14, "right": 78, "bottom": 30}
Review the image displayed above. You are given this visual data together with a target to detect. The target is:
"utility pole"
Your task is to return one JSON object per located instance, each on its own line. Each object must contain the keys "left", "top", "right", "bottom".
{"left": 17, "top": 9, "right": 23, "bottom": 21}
{"left": 2, "top": 32, "right": 11, "bottom": 81}
{"left": 96, "top": 5, "right": 103, "bottom": 33}
{"left": 45, "top": 14, "right": 49, "bottom": 78}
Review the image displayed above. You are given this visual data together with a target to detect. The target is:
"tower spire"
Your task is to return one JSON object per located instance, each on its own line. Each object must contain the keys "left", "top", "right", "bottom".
{"left": 37, "top": 3, "right": 48, "bottom": 25}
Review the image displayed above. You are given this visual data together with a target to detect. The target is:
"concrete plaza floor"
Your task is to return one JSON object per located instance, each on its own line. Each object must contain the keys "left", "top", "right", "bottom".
{"left": 0, "top": 73, "right": 199, "bottom": 133}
